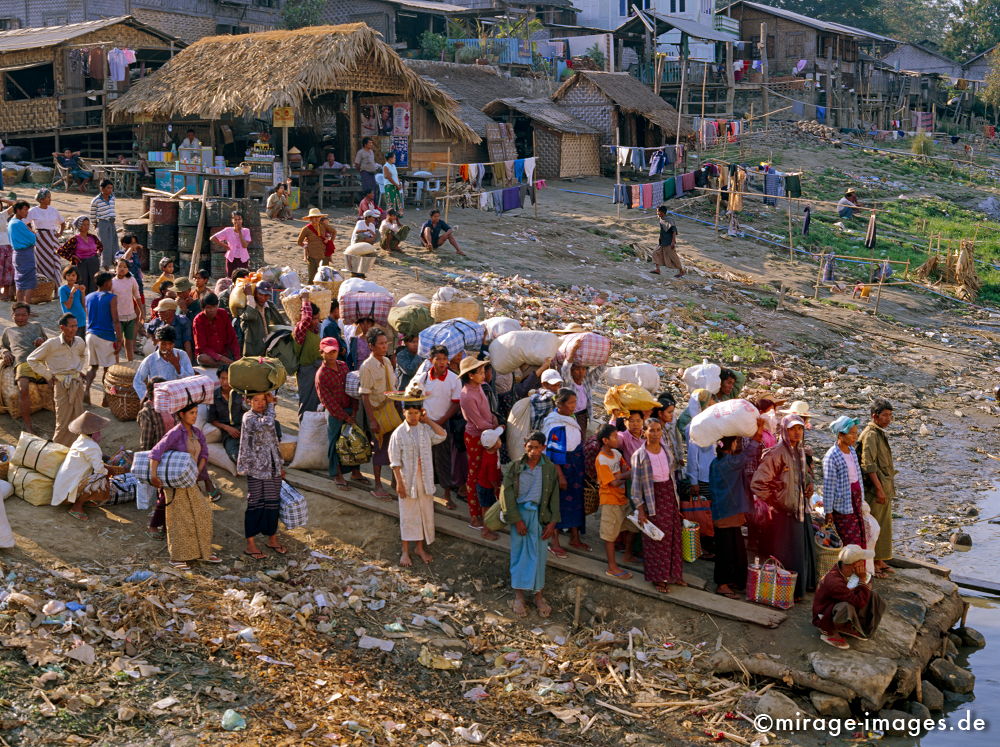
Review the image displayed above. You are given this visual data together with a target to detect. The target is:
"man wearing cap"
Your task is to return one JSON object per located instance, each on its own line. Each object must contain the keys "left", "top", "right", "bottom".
{"left": 193, "top": 293, "right": 239, "bottom": 368}
{"left": 858, "top": 399, "right": 896, "bottom": 578}
{"left": 358, "top": 326, "right": 399, "bottom": 499}
{"left": 412, "top": 345, "right": 462, "bottom": 507}
{"left": 133, "top": 325, "right": 194, "bottom": 401}
{"left": 379, "top": 208, "right": 409, "bottom": 252}
{"left": 210, "top": 212, "right": 251, "bottom": 278}
{"left": 530, "top": 368, "right": 564, "bottom": 430}
{"left": 836, "top": 189, "right": 860, "bottom": 220}
{"left": 147, "top": 297, "right": 193, "bottom": 360}
{"left": 238, "top": 281, "right": 287, "bottom": 358}
{"left": 812, "top": 544, "right": 885, "bottom": 649}
{"left": 27, "top": 313, "right": 87, "bottom": 447}
{"left": 173, "top": 276, "right": 202, "bottom": 320}
{"left": 297, "top": 208, "right": 336, "bottom": 283}
{"left": 351, "top": 209, "right": 380, "bottom": 244}
{"left": 292, "top": 291, "right": 323, "bottom": 416}
{"left": 51, "top": 411, "right": 111, "bottom": 521}
{"left": 315, "top": 336, "right": 358, "bottom": 488}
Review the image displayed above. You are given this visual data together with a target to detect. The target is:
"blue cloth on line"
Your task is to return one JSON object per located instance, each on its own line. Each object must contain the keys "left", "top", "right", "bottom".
{"left": 513, "top": 158, "right": 525, "bottom": 183}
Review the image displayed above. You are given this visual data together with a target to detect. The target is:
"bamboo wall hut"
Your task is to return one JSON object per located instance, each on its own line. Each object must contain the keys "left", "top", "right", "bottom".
{"left": 0, "top": 16, "right": 181, "bottom": 158}
{"left": 482, "top": 97, "right": 600, "bottom": 179}
{"left": 552, "top": 70, "right": 692, "bottom": 172}
{"left": 108, "top": 24, "right": 479, "bottom": 173}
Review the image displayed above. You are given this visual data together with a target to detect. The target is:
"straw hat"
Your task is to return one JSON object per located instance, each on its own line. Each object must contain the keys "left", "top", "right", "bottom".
{"left": 838, "top": 544, "right": 874, "bottom": 564}
{"left": 69, "top": 411, "right": 110, "bottom": 436}
{"left": 779, "top": 400, "right": 812, "bottom": 418}
{"left": 385, "top": 379, "right": 426, "bottom": 403}
{"left": 458, "top": 357, "right": 489, "bottom": 378}
{"left": 301, "top": 208, "right": 328, "bottom": 221}
{"left": 156, "top": 298, "right": 179, "bottom": 312}
{"left": 552, "top": 322, "right": 588, "bottom": 335}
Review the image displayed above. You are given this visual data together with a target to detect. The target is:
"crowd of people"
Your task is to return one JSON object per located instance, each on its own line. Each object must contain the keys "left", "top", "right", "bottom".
{"left": 0, "top": 183, "right": 892, "bottom": 644}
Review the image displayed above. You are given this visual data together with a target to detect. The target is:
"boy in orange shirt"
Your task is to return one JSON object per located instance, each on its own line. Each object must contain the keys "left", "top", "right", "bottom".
{"left": 596, "top": 424, "right": 636, "bottom": 579}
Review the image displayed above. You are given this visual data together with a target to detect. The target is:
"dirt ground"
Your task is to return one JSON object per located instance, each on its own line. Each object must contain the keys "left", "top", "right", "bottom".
{"left": 2, "top": 132, "right": 999, "bottom": 743}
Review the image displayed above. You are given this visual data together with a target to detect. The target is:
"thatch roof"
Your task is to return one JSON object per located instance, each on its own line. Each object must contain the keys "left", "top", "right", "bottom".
{"left": 552, "top": 71, "right": 693, "bottom": 137}
{"left": 403, "top": 60, "right": 549, "bottom": 137}
{"left": 482, "top": 98, "right": 598, "bottom": 135}
{"left": 109, "top": 24, "right": 478, "bottom": 143}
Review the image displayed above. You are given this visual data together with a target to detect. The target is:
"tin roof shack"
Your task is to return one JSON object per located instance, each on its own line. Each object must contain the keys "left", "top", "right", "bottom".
{"left": 552, "top": 70, "right": 690, "bottom": 173}
{"left": 0, "top": 16, "right": 180, "bottom": 159}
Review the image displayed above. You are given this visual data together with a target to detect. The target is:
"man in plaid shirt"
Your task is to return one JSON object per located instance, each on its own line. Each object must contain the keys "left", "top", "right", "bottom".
{"left": 315, "top": 337, "right": 359, "bottom": 488}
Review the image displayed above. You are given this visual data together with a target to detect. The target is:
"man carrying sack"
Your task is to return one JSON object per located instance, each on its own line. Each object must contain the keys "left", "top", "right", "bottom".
{"left": 26, "top": 313, "right": 87, "bottom": 446}
{"left": 812, "top": 544, "right": 885, "bottom": 650}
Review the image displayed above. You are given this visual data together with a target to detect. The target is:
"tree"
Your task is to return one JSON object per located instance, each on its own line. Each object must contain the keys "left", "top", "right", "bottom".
{"left": 282, "top": 0, "right": 326, "bottom": 30}
{"left": 766, "top": 0, "right": 887, "bottom": 35}
{"left": 877, "top": 0, "right": 954, "bottom": 46}
{"left": 942, "top": 0, "right": 1000, "bottom": 59}
{"left": 981, "top": 48, "right": 1000, "bottom": 109}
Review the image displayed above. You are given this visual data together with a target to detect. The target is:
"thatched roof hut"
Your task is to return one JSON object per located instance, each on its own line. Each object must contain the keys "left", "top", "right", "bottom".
{"left": 109, "top": 24, "right": 479, "bottom": 148}
{"left": 482, "top": 97, "right": 599, "bottom": 179}
{"left": 552, "top": 70, "right": 692, "bottom": 171}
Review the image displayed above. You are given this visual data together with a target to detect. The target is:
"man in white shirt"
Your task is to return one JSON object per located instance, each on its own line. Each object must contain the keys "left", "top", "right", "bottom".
{"left": 180, "top": 129, "right": 201, "bottom": 149}
{"left": 413, "top": 344, "right": 462, "bottom": 506}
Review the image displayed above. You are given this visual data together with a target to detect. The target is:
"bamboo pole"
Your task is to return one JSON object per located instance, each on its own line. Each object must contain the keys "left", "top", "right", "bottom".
{"left": 444, "top": 146, "right": 451, "bottom": 222}
{"left": 760, "top": 22, "right": 769, "bottom": 131}
{"left": 188, "top": 178, "right": 211, "bottom": 279}
{"left": 674, "top": 35, "right": 688, "bottom": 176}
{"left": 616, "top": 129, "right": 622, "bottom": 220}
{"left": 873, "top": 264, "right": 887, "bottom": 316}
{"left": 713, "top": 187, "right": 722, "bottom": 233}
{"left": 786, "top": 197, "right": 794, "bottom": 260}
{"left": 814, "top": 254, "right": 824, "bottom": 299}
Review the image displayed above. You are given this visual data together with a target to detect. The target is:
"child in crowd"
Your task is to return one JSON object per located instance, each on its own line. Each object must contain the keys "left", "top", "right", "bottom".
{"left": 596, "top": 424, "right": 635, "bottom": 579}
{"left": 151, "top": 279, "right": 175, "bottom": 316}
{"left": 395, "top": 334, "right": 423, "bottom": 390}
{"left": 58, "top": 265, "right": 86, "bottom": 336}
{"left": 111, "top": 257, "right": 143, "bottom": 361}
{"left": 151, "top": 256, "right": 175, "bottom": 296}
{"left": 116, "top": 233, "right": 144, "bottom": 303}
{"left": 476, "top": 427, "right": 504, "bottom": 515}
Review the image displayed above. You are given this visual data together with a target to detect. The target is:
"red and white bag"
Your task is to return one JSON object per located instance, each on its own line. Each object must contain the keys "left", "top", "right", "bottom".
{"left": 152, "top": 374, "right": 216, "bottom": 414}
{"left": 558, "top": 332, "right": 611, "bottom": 367}
{"left": 341, "top": 291, "right": 393, "bottom": 326}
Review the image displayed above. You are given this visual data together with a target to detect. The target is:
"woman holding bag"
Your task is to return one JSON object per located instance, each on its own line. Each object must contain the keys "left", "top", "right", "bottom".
{"left": 148, "top": 400, "right": 220, "bottom": 569}
{"left": 751, "top": 414, "right": 816, "bottom": 600}
{"left": 358, "top": 326, "right": 400, "bottom": 499}
{"left": 459, "top": 356, "right": 499, "bottom": 539}
{"left": 237, "top": 392, "right": 287, "bottom": 560}
{"left": 542, "top": 388, "right": 588, "bottom": 557}
{"left": 630, "top": 418, "right": 685, "bottom": 594}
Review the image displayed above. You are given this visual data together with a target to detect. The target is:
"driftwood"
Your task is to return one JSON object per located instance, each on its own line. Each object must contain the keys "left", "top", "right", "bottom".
{"left": 701, "top": 651, "right": 855, "bottom": 701}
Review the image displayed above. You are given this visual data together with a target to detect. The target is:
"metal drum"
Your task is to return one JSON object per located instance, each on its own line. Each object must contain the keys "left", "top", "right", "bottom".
{"left": 177, "top": 225, "right": 200, "bottom": 255}
{"left": 207, "top": 198, "right": 239, "bottom": 226}
{"left": 177, "top": 252, "right": 193, "bottom": 276}
{"left": 150, "top": 198, "right": 179, "bottom": 225}
{"left": 248, "top": 225, "right": 263, "bottom": 250}
{"left": 208, "top": 227, "right": 227, "bottom": 253}
{"left": 148, "top": 223, "right": 178, "bottom": 254}
{"left": 237, "top": 198, "right": 261, "bottom": 227}
{"left": 210, "top": 252, "right": 227, "bottom": 278}
{"left": 178, "top": 200, "right": 202, "bottom": 227}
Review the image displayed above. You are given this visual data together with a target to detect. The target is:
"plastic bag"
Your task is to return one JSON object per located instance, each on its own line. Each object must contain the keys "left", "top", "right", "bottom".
{"left": 336, "top": 424, "right": 372, "bottom": 468}
{"left": 279, "top": 267, "right": 300, "bottom": 293}
{"left": 603, "top": 383, "right": 659, "bottom": 415}
{"left": 604, "top": 363, "right": 659, "bottom": 391}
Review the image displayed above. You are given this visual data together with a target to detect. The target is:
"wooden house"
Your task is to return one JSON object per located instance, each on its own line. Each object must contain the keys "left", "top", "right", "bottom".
{"left": 551, "top": 70, "right": 691, "bottom": 172}
{"left": 482, "top": 97, "right": 600, "bottom": 178}
{"left": 0, "top": 16, "right": 181, "bottom": 159}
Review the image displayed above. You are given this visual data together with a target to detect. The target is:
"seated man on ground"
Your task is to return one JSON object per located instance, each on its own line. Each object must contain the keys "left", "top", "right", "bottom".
{"left": 0, "top": 302, "right": 46, "bottom": 433}
{"left": 812, "top": 544, "right": 885, "bottom": 650}
{"left": 420, "top": 209, "right": 466, "bottom": 256}
{"left": 379, "top": 209, "right": 410, "bottom": 252}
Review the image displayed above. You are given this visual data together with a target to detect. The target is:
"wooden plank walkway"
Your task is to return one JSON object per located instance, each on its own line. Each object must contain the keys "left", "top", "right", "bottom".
{"left": 285, "top": 468, "right": 788, "bottom": 628}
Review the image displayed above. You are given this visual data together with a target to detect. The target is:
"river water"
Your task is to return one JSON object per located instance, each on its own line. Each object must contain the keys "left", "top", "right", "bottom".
{"left": 904, "top": 486, "right": 1000, "bottom": 745}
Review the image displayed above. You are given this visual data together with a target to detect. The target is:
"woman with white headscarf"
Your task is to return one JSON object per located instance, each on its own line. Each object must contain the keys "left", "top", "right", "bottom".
{"left": 751, "top": 414, "right": 816, "bottom": 600}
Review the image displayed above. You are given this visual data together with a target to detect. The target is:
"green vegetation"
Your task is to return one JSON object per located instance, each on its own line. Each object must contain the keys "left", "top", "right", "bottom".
{"left": 281, "top": 0, "right": 325, "bottom": 29}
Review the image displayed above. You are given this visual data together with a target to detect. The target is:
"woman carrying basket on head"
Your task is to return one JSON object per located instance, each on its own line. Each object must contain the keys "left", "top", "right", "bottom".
{"left": 148, "top": 397, "right": 221, "bottom": 569}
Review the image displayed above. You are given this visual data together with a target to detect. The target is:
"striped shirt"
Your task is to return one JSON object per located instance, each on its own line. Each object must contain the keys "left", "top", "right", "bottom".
{"left": 90, "top": 194, "right": 116, "bottom": 223}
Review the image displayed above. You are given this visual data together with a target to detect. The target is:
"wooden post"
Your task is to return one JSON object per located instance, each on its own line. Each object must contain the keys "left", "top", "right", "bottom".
{"left": 759, "top": 23, "right": 769, "bottom": 131}
{"left": 700, "top": 60, "right": 708, "bottom": 126}
{"left": 786, "top": 197, "right": 794, "bottom": 260}
{"left": 674, "top": 36, "right": 688, "bottom": 166}
{"left": 814, "top": 254, "right": 824, "bottom": 299}
{"left": 444, "top": 146, "right": 452, "bottom": 222}
{"left": 616, "top": 129, "right": 622, "bottom": 220}
{"left": 714, "top": 187, "right": 722, "bottom": 232}
{"left": 101, "top": 50, "right": 109, "bottom": 163}
{"left": 873, "top": 263, "right": 886, "bottom": 316}
{"left": 188, "top": 178, "right": 211, "bottom": 279}
{"left": 531, "top": 130, "right": 538, "bottom": 220}
{"left": 725, "top": 41, "right": 735, "bottom": 118}
{"left": 282, "top": 125, "right": 289, "bottom": 187}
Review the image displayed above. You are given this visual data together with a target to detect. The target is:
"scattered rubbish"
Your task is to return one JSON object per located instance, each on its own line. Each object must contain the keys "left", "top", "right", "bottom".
{"left": 221, "top": 709, "right": 247, "bottom": 731}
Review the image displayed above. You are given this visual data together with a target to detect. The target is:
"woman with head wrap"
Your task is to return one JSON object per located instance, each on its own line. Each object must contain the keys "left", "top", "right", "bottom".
{"left": 822, "top": 416, "right": 867, "bottom": 549}
{"left": 26, "top": 188, "right": 65, "bottom": 287}
{"left": 543, "top": 388, "right": 588, "bottom": 556}
{"left": 751, "top": 414, "right": 817, "bottom": 600}
{"left": 57, "top": 215, "right": 103, "bottom": 295}
{"left": 148, "top": 399, "right": 220, "bottom": 569}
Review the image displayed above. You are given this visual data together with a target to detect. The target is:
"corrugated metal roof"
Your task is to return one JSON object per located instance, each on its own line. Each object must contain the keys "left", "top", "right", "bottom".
{"left": 721, "top": 2, "right": 895, "bottom": 43}
{"left": 0, "top": 16, "right": 177, "bottom": 53}
{"left": 641, "top": 10, "right": 739, "bottom": 42}
{"left": 483, "top": 97, "right": 599, "bottom": 134}
{"left": 388, "top": 0, "right": 479, "bottom": 14}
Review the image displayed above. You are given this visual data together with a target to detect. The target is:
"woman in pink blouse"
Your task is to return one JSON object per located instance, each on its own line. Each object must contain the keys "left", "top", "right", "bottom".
{"left": 458, "top": 356, "right": 498, "bottom": 539}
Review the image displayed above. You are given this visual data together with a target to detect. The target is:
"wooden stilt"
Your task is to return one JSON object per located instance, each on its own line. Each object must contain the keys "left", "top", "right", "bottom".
{"left": 873, "top": 265, "right": 886, "bottom": 316}
{"left": 814, "top": 254, "right": 824, "bottom": 299}
{"left": 616, "top": 129, "right": 622, "bottom": 220}
{"left": 444, "top": 146, "right": 451, "bottom": 222}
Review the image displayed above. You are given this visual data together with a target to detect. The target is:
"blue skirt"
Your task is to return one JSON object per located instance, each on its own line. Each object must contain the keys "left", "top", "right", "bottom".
{"left": 556, "top": 445, "right": 585, "bottom": 531}
{"left": 13, "top": 247, "right": 37, "bottom": 291}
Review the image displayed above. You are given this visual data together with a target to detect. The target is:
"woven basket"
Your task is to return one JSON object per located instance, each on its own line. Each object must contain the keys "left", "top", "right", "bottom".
{"left": 104, "top": 390, "right": 141, "bottom": 421}
{"left": 583, "top": 481, "right": 600, "bottom": 516}
{"left": 814, "top": 523, "right": 843, "bottom": 579}
{"left": 431, "top": 299, "right": 480, "bottom": 323}
{"left": 313, "top": 279, "right": 342, "bottom": 297}
{"left": 105, "top": 362, "right": 140, "bottom": 387}
{"left": 0, "top": 367, "right": 54, "bottom": 418}
{"left": 29, "top": 278, "right": 56, "bottom": 304}
{"left": 278, "top": 440, "right": 297, "bottom": 463}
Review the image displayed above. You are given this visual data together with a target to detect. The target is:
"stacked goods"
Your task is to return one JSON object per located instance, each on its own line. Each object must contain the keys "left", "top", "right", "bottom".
{"left": 557, "top": 332, "right": 611, "bottom": 367}
{"left": 229, "top": 356, "right": 287, "bottom": 393}
{"left": 102, "top": 361, "right": 142, "bottom": 421}
{"left": 603, "top": 384, "right": 659, "bottom": 415}
{"left": 482, "top": 316, "right": 521, "bottom": 342}
{"left": 340, "top": 290, "right": 392, "bottom": 326}
{"left": 338, "top": 277, "right": 390, "bottom": 300}
{"left": 488, "top": 330, "right": 560, "bottom": 374}
{"left": 0, "top": 367, "right": 53, "bottom": 417}
{"left": 688, "top": 399, "right": 759, "bottom": 448}
{"left": 394, "top": 293, "right": 432, "bottom": 308}
{"left": 281, "top": 286, "right": 333, "bottom": 324}
{"left": 132, "top": 450, "right": 199, "bottom": 488}
{"left": 177, "top": 200, "right": 202, "bottom": 227}
{"left": 431, "top": 286, "right": 481, "bottom": 323}
{"left": 148, "top": 198, "right": 179, "bottom": 269}
{"left": 10, "top": 433, "right": 70, "bottom": 506}
{"left": 312, "top": 266, "right": 343, "bottom": 296}
{"left": 152, "top": 374, "right": 215, "bottom": 414}
{"left": 387, "top": 304, "right": 433, "bottom": 338}
{"left": 795, "top": 120, "right": 838, "bottom": 140}
{"left": 418, "top": 318, "right": 486, "bottom": 359}
{"left": 206, "top": 198, "right": 240, "bottom": 226}
{"left": 604, "top": 363, "right": 659, "bottom": 391}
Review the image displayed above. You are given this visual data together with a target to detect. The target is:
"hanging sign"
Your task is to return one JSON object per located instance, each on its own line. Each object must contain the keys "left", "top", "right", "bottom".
{"left": 273, "top": 107, "right": 295, "bottom": 128}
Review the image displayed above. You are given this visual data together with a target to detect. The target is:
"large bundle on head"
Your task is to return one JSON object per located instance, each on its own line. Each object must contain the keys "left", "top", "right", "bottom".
{"left": 431, "top": 286, "right": 481, "bottom": 323}
{"left": 689, "top": 399, "right": 759, "bottom": 448}
{"left": 604, "top": 363, "right": 659, "bottom": 392}
{"left": 418, "top": 318, "right": 485, "bottom": 359}
{"left": 281, "top": 285, "right": 334, "bottom": 324}
{"left": 340, "top": 290, "right": 393, "bottom": 326}
{"left": 489, "top": 331, "right": 560, "bottom": 374}
{"left": 152, "top": 374, "right": 216, "bottom": 414}
{"left": 603, "top": 384, "right": 659, "bottom": 415}
{"left": 229, "top": 356, "right": 287, "bottom": 394}
{"left": 683, "top": 359, "right": 721, "bottom": 394}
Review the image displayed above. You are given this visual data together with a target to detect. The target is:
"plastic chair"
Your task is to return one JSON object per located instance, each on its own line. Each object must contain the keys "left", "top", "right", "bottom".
{"left": 374, "top": 173, "right": 386, "bottom": 206}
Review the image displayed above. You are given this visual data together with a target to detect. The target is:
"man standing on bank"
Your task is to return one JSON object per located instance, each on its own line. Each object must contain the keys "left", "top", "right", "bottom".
{"left": 651, "top": 205, "right": 684, "bottom": 277}
{"left": 858, "top": 399, "right": 896, "bottom": 579}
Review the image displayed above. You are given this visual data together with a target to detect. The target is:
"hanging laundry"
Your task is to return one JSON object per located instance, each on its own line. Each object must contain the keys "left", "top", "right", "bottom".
{"left": 864, "top": 212, "right": 877, "bottom": 250}
{"left": 792, "top": 100, "right": 805, "bottom": 118}
{"left": 763, "top": 171, "right": 784, "bottom": 206}
{"left": 802, "top": 206, "right": 811, "bottom": 236}
{"left": 681, "top": 171, "right": 696, "bottom": 193}
{"left": 784, "top": 173, "right": 801, "bottom": 198}
{"left": 503, "top": 160, "right": 515, "bottom": 184}
{"left": 641, "top": 183, "right": 654, "bottom": 209}
{"left": 617, "top": 147, "right": 631, "bottom": 167}
{"left": 459, "top": 164, "right": 470, "bottom": 182}
{"left": 663, "top": 176, "right": 675, "bottom": 200}
{"left": 794, "top": 59, "right": 808, "bottom": 74}
{"left": 816, "top": 106, "right": 826, "bottom": 124}
{"left": 513, "top": 158, "right": 525, "bottom": 183}
{"left": 502, "top": 186, "right": 521, "bottom": 212}
{"left": 630, "top": 148, "right": 647, "bottom": 170}
{"left": 490, "top": 162, "right": 505, "bottom": 185}
{"left": 524, "top": 157, "right": 536, "bottom": 183}
{"left": 648, "top": 150, "right": 665, "bottom": 177}
{"left": 492, "top": 190, "right": 503, "bottom": 215}
{"left": 675, "top": 176, "right": 684, "bottom": 198}
{"left": 630, "top": 185, "right": 641, "bottom": 207}
{"left": 694, "top": 168, "right": 708, "bottom": 189}
{"left": 88, "top": 48, "right": 105, "bottom": 80}
{"left": 107, "top": 47, "right": 132, "bottom": 82}
{"left": 479, "top": 193, "right": 491, "bottom": 211}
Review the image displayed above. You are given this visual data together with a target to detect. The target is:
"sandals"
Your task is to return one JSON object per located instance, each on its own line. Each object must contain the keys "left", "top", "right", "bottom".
{"left": 244, "top": 549, "right": 266, "bottom": 560}
{"left": 605, "top": 569, "right": 633, "bottom": 580}
{"left": 547, "top": 546, "right": 568, "bottom": 559}
{"left": 203, "top": 555, "right": 223, "bottom": 564}
{"left": 170, "top": 561, "right": 190, "bottom": 570}
{"left": 68, "top": 510, "right": 89, "bottom": 521}
{"left": 267, "top": 544, "right": 287, "bottom": 555}
{"left": 208, "top": 490, "right": 222, "bottom": 503}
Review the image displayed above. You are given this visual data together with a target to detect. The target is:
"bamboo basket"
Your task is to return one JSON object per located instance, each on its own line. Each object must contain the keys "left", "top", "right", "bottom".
{"left": 278, "top": 439, "right": 297, "bottom": 463}
{"left": 583, "top": 482, "right": 600, "bottom": 516}
{"left": 0, "top": 366, "right": 54, "bottom": 418}
{"left": 814, "top": 523, "right": 843, "bottom": 579}
{"left": 313, "top": 279, "right": 342, "bottom": 297}
{"left": 29, "top": 278, "right": 56, "bottom": 304}
{"left": 430, "top": 298, "right": 480, "bottom": 323}
{"left": 102, "top": 362, "right": 142, "bottom": 421}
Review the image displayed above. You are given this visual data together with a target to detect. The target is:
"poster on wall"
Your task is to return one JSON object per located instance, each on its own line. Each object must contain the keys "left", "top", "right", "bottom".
{"left": 360, "top": 105, "right": 378, "bottom": 137}
{"left": 392, "top": 103, "right": 411, "bottom": 136}
{"left": 377, "top": 104, "right": 394, "bottom": 135}
{"left": 391, "top": 136, "right": 409, "bottom": 168}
